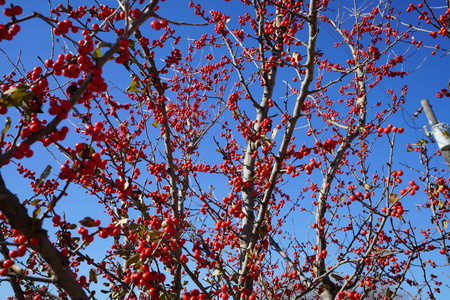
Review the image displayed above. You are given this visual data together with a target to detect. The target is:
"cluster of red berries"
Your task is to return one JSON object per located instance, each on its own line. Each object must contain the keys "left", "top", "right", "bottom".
{"left": 0, "top": 230, "right": 38, "bottom": 277}
{"left": 77, "top": 225, "right": 96, "bottom": 243}
{"left": 400, "top": 180, "right": 420, "bottom": 196}
{"left": 116, "top": 38, "right": 131, "bottom": 64}
{"left": 49, "top": 99, "right": 72, "bottom": 119}
{"left": 123, "top": 264, "right": 166, "bottom": 292}
{"left": 151, "top": 19, "right": 168, "bottom": 30}
{"left": 53, "top": 19, "right": 77, "bottom": 35}
{"left": 0, "top": 22, "right": 20, "bottom": 41}
{"left": 377, "top": 124, "right": 404, "bottom": 136}
{"left": 182, "top": 289, "right": 208, "bottom": 300}
{"left": 59, "top": 148, "right": 107, "bottom": 180}
{"left": 45, "top": 53, "right": 85, "bottom": 78}
{"left": 3, "top": 5, "right": 22, "bottom": 17}
{"left": 0, "top": 3, "right": 22, "bottom": 41}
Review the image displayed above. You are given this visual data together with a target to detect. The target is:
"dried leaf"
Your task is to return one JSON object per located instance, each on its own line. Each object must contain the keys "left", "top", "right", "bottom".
{"left": 356, "top": 97, "right": 364, "bottom": 106}
{"left": 330, "top": 273, "right": 344, "bottom": 281}
{"left": 79, "top": 217, "right": 97, "bottom": 227}
{"left": 364, "top": 184, "right": 373, "bottom": 191}
{"left": 0, "top": 117, "right": 10, "bottom": 144}
{"left": 68, "top": 223, "right": 77, "bottom": 230}
{"left": 212, "top": 269, "right": 222, "bottom": 277}
{"left": 116, "top": 217, "right": 128, "bottom": 226}
{"left": 89, "top": 268, "right": 98, "bottom": 283}
{"left": 442, "top": 219, "right": 448, "bottom": 230}
{"left": 231, "top": 273, "right": 238, "bottom": 283}
{"left": 151, "top": 120, "right": 158, "bottom": 127}
{"left": 271, "top": 127, "right": 278, "bottom": 141}
{"left": 292, "top": 51, "right": 301, "bottom": 62}
{"left": 389, "top": 194, "right": 398, "bottom": 203}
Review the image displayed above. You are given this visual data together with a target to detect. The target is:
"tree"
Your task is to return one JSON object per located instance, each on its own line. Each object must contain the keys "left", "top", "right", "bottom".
{"left": 0, "top": 0, "right": 448, "bottom": 299}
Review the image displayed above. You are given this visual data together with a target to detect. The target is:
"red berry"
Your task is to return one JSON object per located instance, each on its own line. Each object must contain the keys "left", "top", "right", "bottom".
{"left": 12, "top": 6, "right": 23, "bottom": 16}
{"left": 151, "top": 20, "right": 161, "bottom": 30}
{"left": 3, "top": 259, "right": 13, "bottom": 268}
{"left": 159, "top": 19, "right": 168, "bottom": 27}
{"left": 3, "top": 8, "right": 13, "bottom": 17}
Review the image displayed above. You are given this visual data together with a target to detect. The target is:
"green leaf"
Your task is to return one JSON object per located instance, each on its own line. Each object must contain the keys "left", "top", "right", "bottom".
{"left": 412, "top": 139, "right": 428, "bottom": 146}
{"left": 30, "top": 199, "right": 41, "bottom": 206}
{"left": 147, "top": 229, "right": 164, "bottom": 239}
{"left": 32, "top": 207, "right": 41, "bottom": 219}
{"left": 128, "top": 223, "right": 138, "bottom": 232}
{"left": 0, "top": 85, "right": 33, "bottom": 108}
{"left": 111, "top": 290, "right": 120, "bottom": 298}
{"left": 3, "top": 84, "right": 30, "bottom": 95}
{"left": 79, "top": 217, "right": 97, "bottom": 227}
{"left": 93, "top": 47, "right": 102, "bottom": 58}
{"left": 128, "top": 39, "right": 136, "bottom": 51}
{"left": 93, "top": 41, "right": 112, "bottom": 58}
{"left": 386, "top": 287, "right": 393, "bottom": 297}
{"left": 37, "top": 165, "right": 52, "bottom": 188}
{"left": 246, "top": 248, "right": 252, "bottom": 259}
{"left": 125, "top": 253, "right": 140, "bottom": 267}
{"left": 126, "top": 80, "right": 141, "bottom": 93}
